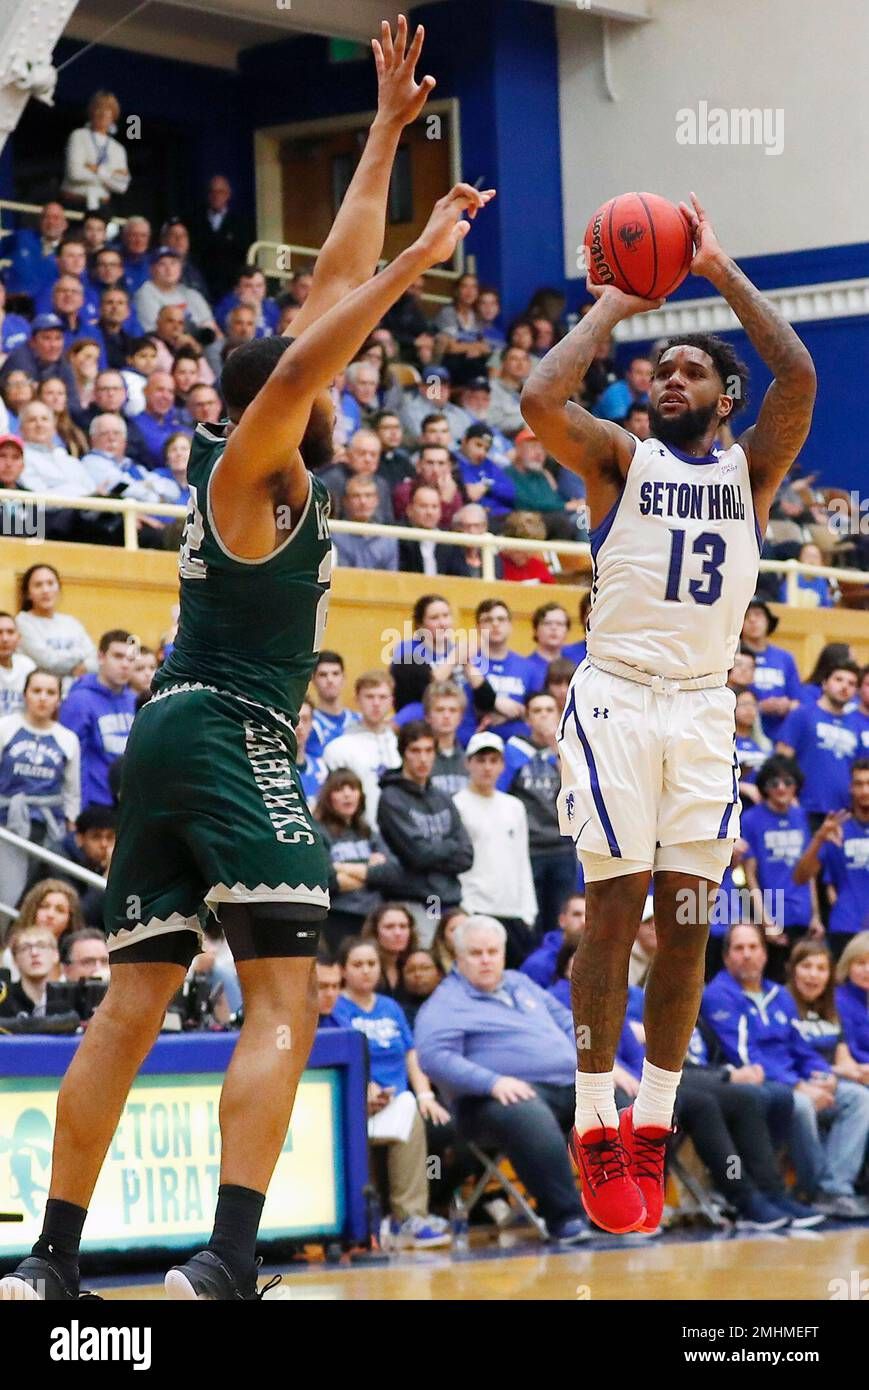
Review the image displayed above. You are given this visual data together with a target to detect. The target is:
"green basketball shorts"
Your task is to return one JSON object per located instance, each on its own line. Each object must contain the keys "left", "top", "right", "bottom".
{"left": 104, "top": 685, "right": 330, "bottom": 957}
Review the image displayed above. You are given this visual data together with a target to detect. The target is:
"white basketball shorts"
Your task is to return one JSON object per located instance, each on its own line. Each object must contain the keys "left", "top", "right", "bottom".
{"left": 556, "top": 661, "right": 739, "bottom": 868}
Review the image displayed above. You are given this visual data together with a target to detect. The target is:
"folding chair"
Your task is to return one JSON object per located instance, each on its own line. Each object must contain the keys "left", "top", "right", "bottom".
{"left": 667, "top": 1131, "right": 730, "bottom": 1228}
{"left": 464, "top": 1143, "right": 548, "bottom": 1239}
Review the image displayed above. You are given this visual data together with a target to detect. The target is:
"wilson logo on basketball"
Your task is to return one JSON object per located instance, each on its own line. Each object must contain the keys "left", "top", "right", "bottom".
{"left": 618, "top": 222, "right": 645, "bottom": 252}
{"left": 588, "top": 212, "right": 615, "bottom": 284}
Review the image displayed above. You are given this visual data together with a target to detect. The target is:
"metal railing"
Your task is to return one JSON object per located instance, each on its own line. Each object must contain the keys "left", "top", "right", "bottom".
{"left": 245, "top": 239, "right": 460, "bottom": 306}
{"left": 2, "top": 488, "right": 867, "bottom": 599}
{"left": 0, "top": 825, "right": 106, "bottom": 891}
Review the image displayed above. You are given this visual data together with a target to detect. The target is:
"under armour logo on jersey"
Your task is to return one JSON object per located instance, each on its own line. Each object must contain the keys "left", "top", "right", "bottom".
{"left": 593, "top": 707, "right": 609, "bottom": 719}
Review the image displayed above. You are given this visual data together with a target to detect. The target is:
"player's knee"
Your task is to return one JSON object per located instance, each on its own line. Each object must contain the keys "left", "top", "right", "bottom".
{"left": 102, "top": 964, "right": 184, "bottom": 1033}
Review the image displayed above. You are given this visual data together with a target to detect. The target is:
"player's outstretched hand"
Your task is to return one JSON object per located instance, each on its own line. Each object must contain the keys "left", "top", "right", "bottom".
{"left": 679, "top": 192, "right": 728, "bottom": 279}
{"left": 585, "top": 278, "right": 664, "bottom": 318}
{"left": 373, "top": 15, "right": 436, "bottom": 128}
{"left": 414, "top": 183, "right": 496, "bottom": 267}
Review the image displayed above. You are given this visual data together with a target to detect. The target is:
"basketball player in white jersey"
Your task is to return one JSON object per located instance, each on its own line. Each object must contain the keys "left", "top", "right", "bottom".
{"left": 521, "top": 194, "right": 816, "bottom": 1235}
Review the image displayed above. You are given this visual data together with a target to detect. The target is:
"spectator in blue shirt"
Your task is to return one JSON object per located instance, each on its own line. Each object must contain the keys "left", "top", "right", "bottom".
{"left": 741, "top": 598, "right": 802, "bottom": 740}
{"left": 591, "top": 356, "right": 652, "bottom": 421}
{"left": 703, "top": 922, "right": 869, "bottom": 1217}
{"left": 472, "top": 598, "right": 533, "bottom": 742}
{"left": 787, "top": 940, "right": 867, "bottom": 1080}
{"left": 521, "top": 891, "right": 586, "bottom": 988}
{"left": 1, "top": 316, "right": 80, "bottom": 405}
{"left": 779, "top": 542, "right": 835, "bottom": 609}
{"left": 455, "top": 423, "right": 516, "bottom": 523}
{"left": 733, "top": 688, "right": 771, "bottom": 794}
{"left": 5, "top": 203, "right": 69, "bottom": 298}
{"left": 0, "top": 283, "right": 31, "bottom": 359}
{"left": 777, "top": 661, "right": 860, "bottom": 824}
{"left": 415, "top": 915, "right": 590, "bottom": 1243}
{"left": 524, "top": 602, "right": 572, "bottom": 694}
{"left": 562, "top": 591, "right": 592, "bottom": 667}
{"left": 315, "top": 955, "right": 343, "bottom": 1030}
{"left": 794, "top": 759, "right": 869, "bottom": 945}
{"left": 130, "top": 371, "right": 190, "bottom": 469}
{"left": 835, "top": 932, "right": 869, "bottom": 1070}
{"left": 307, "top": 650, "right": 360, "bottom": 759}
{"left": 333, "top": 937, "right": 451, "bottom": 1249}
{"left": 851, "top": 664, "right": 869, "bottom": 756}
{"left": 59, "top": 630, "right": 137, "bottom": 807}
{"left": 740, "top": 755, "right": 820, "bottom": 980}
{"left": 293, "top": 698, "right": 327, "bottom": 807}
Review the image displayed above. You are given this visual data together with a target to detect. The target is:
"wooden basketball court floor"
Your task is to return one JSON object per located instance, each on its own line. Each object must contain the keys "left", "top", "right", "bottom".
{"left": 93, "top": 1223, "right": 869, "bottom": 1301}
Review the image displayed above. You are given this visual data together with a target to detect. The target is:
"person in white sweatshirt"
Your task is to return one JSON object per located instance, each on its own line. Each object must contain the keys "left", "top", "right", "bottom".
{"left": 61, "top": 91, "right": 131, "bottom": 212}
{"left": 452, "top": 731, "right": 538, "bottom": 967}
{"left": 322, "top": 671, "right": 401, "bottom": 826}
{"left": 15, "top": 563, "right": 97, "bottom": 686}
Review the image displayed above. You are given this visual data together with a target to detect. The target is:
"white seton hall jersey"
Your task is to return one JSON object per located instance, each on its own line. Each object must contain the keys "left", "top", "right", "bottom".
{"left": 586, "top": 438, "right": 761, "bottom": 680}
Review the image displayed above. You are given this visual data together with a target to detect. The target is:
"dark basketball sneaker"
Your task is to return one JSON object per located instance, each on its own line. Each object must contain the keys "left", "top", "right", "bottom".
{"left": 568, "top": 1124, "right": 646, "bottom": 1234}
{"left": 165, "top": 1250, "right": 281, "bottom": 1301}
{"left": 0, "top": 1255, "right": 101, "bottom": 1301}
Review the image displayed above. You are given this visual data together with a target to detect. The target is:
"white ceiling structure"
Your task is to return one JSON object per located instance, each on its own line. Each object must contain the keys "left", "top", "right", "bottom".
{"left": 62, "top": 0, "right": 650, "bottom": 70}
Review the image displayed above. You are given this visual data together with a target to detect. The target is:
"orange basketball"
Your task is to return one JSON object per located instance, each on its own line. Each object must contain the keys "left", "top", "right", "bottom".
{"left": 584, "top": 192, "right": 694, "bottom": 300}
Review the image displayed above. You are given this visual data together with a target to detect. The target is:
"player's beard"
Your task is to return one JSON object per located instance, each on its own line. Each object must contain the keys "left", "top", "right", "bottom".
{"left": 649, "top": 400, "right": 718, "bottom": 449}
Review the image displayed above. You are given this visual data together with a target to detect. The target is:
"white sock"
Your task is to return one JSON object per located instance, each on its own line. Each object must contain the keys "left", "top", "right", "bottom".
{"left": 632, "top": 1059, "right": 681, "bottom": 1131}
{"left": 575, "top": 1070, "right": 619, "bottom": 1135}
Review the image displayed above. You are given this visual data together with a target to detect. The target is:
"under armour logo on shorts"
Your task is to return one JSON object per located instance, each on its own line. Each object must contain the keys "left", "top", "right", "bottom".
{"left": 593, "top": 707, "right": 609, "bottom": 719}
{"left": 565, "top": 791, "right": 575, "bottom": 821}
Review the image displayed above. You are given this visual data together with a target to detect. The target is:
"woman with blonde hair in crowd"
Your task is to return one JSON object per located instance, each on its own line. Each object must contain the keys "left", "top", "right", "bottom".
{"left": 2, "top": 879, "right": 84, "bottom": 981}
{"left": 36, "top": 377, "right": 88, "bottom": 459}
{"left": 835, "top": 932, "right": 869, "bottom": 1083}
{"left": 62, "top": 90, "right": 131, "bottom": 212}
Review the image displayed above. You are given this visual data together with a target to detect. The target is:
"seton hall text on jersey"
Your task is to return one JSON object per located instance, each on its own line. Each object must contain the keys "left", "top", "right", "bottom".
{"left": 638, "top": 479, "right": 747, "bottom": 523}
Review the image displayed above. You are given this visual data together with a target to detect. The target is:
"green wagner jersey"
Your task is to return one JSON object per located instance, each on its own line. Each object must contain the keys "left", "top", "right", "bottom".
{"left": 153, "top": 423, "right": 332, "bottom": 733}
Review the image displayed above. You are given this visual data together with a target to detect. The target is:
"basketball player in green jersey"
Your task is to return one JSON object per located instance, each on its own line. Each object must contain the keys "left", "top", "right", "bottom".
{"left": 1, "top": 17, "right": 494, "bottom": 1302}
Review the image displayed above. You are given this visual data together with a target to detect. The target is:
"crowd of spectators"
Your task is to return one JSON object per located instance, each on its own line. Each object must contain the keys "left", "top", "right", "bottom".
{"left": 3, "top": 560, "right": 868, "bottom": 1239}
{"left": 1, "top": 94, "right": 867, "bottom": 1245}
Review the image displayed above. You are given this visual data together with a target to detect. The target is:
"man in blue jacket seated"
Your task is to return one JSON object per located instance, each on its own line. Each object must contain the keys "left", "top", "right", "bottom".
{"left": 414, "top": 914, "right": 591, "bottom": 1243}
{"left": 702, "top": 922, "right": 869, "bottom": 1219}
{"left": 520, "top": 892, "right": 585, "bottom": 988}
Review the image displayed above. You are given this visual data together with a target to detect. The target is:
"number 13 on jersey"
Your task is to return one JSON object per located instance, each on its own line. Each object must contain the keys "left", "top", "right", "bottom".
{"left": 664, "top": 528, "right": 726, "bottom": 606}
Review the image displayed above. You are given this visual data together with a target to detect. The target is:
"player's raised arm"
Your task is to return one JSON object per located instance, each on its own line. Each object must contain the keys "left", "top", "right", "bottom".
{"left": 680, "top": 193, "right": 816, "bottom": 518}
{"left": 520, "top": 285, "right": 657, "bottom": 495}
{"left": 221, "top": 184, "right": 494, "bottom": 483}
{"left": 289, "top": 15, "right": 435, "bottom": 337}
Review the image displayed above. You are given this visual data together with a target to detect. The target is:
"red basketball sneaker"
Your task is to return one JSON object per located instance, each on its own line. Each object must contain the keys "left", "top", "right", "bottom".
{"left": 568, "top": 1124, "right": 646, "bottom": 1234}
{"left": 618, "top": 1105, "right": 673, "bottom": 1234}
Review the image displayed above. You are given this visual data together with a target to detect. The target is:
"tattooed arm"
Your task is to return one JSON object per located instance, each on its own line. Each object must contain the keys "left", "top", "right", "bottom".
{"left": 520, "top": 286, "right": 658, "bottom": 524}
{"left": 681, "top": 194, "right": 816, "bottom": 527}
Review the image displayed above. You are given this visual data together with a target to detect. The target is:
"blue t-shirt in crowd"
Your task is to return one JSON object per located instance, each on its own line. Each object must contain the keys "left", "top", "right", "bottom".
{"left": 331, "top": 993, "right": 413, "bottom": 1092}
{"left": 470, "top": 649, "right": 533, "bottom": 742}
{"left": 524, "top": 650, "right": 552, "bottom": 694}
{"left": 736, "top": 735, "right": 766, "bottom": 782}
{"left": 778, "top": 702, "right": 859, "bottom": 815}
{"left": 562, "top": 639, "right": 586, "bottom": 668}
{"left": 740, "top": 801, "right": 813, "bottom": 927}
{"left": 750, "top": 644, "right": 802, "bottom": 740}
{"left": 308, "top": 706, "right": 361, "bottom": 759}
{"left": 850, "top": 707, "right": 869, "bottom": 757}
{"left": 819, "top": 816, "right": 869, "bottom": 936}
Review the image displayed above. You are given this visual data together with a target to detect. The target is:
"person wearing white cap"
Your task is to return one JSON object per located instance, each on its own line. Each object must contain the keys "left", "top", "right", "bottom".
{"left": 452, "top": 731, "right": 538, "bottom": 967}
